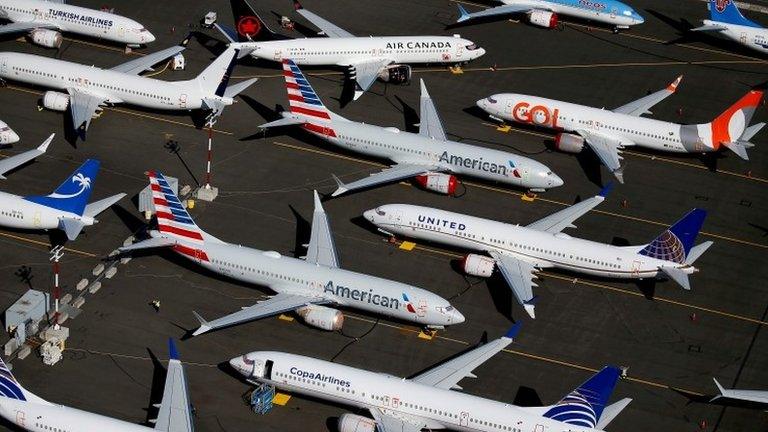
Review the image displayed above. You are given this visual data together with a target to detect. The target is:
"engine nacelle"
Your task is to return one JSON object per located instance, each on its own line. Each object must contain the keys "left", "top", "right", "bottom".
{"left": 461, "top": 254, "right": 495, "bottom": 278}
{"left": 527, "top": 10, "right": 558, "bottom": 29}
{"left": 554, "top": 133, "right": 585, "bottom": 154}
{"left": 296, "top": 305, "right": 344, "bottom": 331}
{"left": 42, "top": 91, "right": 70, "bottom": 112}
{"left": 377, "top": 64, "right": 412, "bottom": 84}
{"left": 338, "top": 414, "right": 377, "bottom": 432}
{"left": 414, "top": 172, "right": 458, "bottom": 195}
{"left": 29, "top": 29, "right": 63, "bottom": 48}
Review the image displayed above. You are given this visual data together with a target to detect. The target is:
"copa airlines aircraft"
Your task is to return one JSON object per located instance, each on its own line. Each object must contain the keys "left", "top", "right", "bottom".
{"left": 0, "top": 0, "right": 155, "bottom": 48}
{"left": 477, "top": 77, "right": 765, "bottom": 183}
{"left": 455, "top": 0, "right": 644, "bottom": 32}
{"left": 230, "top": 325, "right": 633, "bottom": 432}
{"left": 0, "top": 42, "right": 257, "bottom": 139}
{"left": 0, "top": 339, "right": 194, "bottom": 432}
{"left": 692, "top": 0, "right": 767, "bottom": 54}
{"left": 218, "top": 0, "right": 485, "bottom": 100}
{"left": 0, "top": 141, "right": 125, "bottom": 240}
{"left": 364, "top": 188, "right": 712, "bottom": 319}
{"left": 260, "top": 60, "right": 562, "bottom": 197}
{"left": 0, "top": 119, "right": 19, "bottom": 144}
{"left": 120, "top": 172, "right": 463, "bottom": 336}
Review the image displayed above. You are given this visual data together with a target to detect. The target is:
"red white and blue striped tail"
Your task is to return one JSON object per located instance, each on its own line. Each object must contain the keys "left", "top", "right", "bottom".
{"left": 149, "top": 171, "right": 205, "bottom": 246}
{"left": 282, "top": 59, "right": 338, "bottom": 137}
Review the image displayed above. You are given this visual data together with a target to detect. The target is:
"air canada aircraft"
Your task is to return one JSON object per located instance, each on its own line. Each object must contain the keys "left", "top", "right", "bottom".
{"left": 230, "top": 325, "right": 633, "bottom": 432}
{"left": 217, "top": 0, "right": 485, "bottom": 100}
{"left": 119, "top": 171, "right": 464, "bottom": 336}
{"left": 259, "top": 60, "right": 562, "bottom": 197}
{"left": 0, "top": 339, "right": 194, "bottom": 432}
{"left": 364, "top": 187, "right": 713, "bottom": 319}
{"left": 0, "top": 0, "right": 155, "bottom": 48}
{"left": 692, "top": 0, "right": 768, "bottom": 54}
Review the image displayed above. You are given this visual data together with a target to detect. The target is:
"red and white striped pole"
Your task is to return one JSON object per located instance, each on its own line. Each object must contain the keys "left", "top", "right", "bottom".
{"left": 205, "top": 126, "right": 213, "bottom": 189}
{"left": 49, "top": 245, "right": 64, "bottom": 329}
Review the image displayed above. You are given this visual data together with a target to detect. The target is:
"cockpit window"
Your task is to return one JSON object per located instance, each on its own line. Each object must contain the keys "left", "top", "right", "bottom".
{"left": 487, "top": 96, "right": 497, "bottom": 104}
{"left": 465, "top": 43, "right": 479, "bottom": 51}
{"left": 623, "top": 10, "right": 632, "bottom": 16}
{"left": 376, "top": 208, "right": 386, "bottom": 216}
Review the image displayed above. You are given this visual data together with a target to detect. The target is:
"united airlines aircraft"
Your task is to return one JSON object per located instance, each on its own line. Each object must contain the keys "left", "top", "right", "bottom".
{"left": 230, "top": 325, "right": 632, "bottom": 432}
{"left": 692, "top": 0, "right": 768, "bottom": 54}
{"left": 364, "top": 187, "right": 712, "bottom": 319}
{"left": 120, "top": 172, "right": 464, "bottom": 336}
{"left": 259, "top": 60, "right": 562, "bottom": 197}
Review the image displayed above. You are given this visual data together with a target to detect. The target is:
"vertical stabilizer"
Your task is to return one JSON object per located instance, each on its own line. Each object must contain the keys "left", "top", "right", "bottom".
{"left": 24, "top": 159, "right": 100, "bottom": 216}
{"left": 282, "top": 60, "right": 345, "bottom": 131}
{"left": 0, "top": 356, "right": 48, "bottom": 405}
{"left": 229, "top": 0, "right": 280, "bottom": 42}
{"left": 708, "top": 0, "right": 762, "bottom": 28}
{"left": 638, "top": 209, "right": 707, "bottom": 264}
{"left": 543, "top": 366, "right": 622, "bottom": 428}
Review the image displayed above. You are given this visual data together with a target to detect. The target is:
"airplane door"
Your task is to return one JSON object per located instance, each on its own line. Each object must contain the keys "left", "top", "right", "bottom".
{"left": 0, "top": 56, "right": 6, "bottom": 75}
{"left": 631, "top": 260, "right": 641, "bottom": 275}
{"left": 533, "top": 424, "right": 544, "bottom": 432}
{"left": 459, "top": 411, "right": 469, "bottom": 427}
{"left": 33, "top": 8, "right": 42, "bottom": 20}
{"left": 273, "top": 50, "right": 283, "bottom": 61}
{"left": 194, "top": 248, "right": 204, "bottom": 263}
{"left": 610, "top": 6, "right": 618, "bottom": 19}
{"left": 179, "top": 94, "right": 187, "bottom": 109}
{"left": 741, "top": 33, "right": 748, "bottom": 44}
{"left": 118, "top": 26, "right": 126, "bottom": 38}
{"left": 394, "top": 210, "right": 403, "bottom": 225}
{"left": 455, "top": 44, "right": 464, "bottom": 60}
{"left": 33, "top": 211, "right": 41, "bottom": 228}
{"left": 417, "top": 299, "right": 427, "bottom": 318}
{"left": 14, "top": 410, "right": 25, "bottom": 427}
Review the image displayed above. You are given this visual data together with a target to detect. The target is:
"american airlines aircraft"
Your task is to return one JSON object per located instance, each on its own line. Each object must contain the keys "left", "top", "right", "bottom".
{"left": 455, "top": 0, "right": 644, "bottom": 32}
{"left": 218, "top": 0, "right": 485, "bottom": 100}
{"left": 0, "top": 119, "right": 19, "bottom": 144}
{"left": 0, "top": 0, "right": 155, "bottom": 48}
{"left": 229, "top": 325, "right": 633, "bottom": 432}
{"left": 0, "top": 141, "right": 125, "bottom": 240}
{"left": 119, "top": 171, "right": 464, "bottom": 336}
{"left": 477, "top": 77, "right": 765, "bottom": 183}
{"left": 364, "top": 188, "right": 712, "bottom": 319}
{"left": 692, "top": 0, "right": 767, "bottom": 54}
{"left": 259, "top": 60, "right": 562, "bottom": 197}
{"left": 0, "top": 339, "right": 194, "bottom": 432}
{"left": 0, "top": 41, "right": 257, "bottom": 139}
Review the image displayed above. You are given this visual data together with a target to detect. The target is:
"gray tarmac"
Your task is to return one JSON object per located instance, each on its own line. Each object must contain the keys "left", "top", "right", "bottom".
{"left": 0, "top": 0, "right": 766, "bottom": 431}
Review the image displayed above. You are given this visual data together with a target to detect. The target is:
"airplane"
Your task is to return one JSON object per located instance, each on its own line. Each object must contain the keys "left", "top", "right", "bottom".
{"left": 0, "top": 0, "right": 155, "bottom": 48}
{"left": 229, "top": 325, "right": 633, "bottom": 432}
{"left": 0, "top": 132, "right": 51, "bottom": 178}
{"left": 0, "top": 146, "right": 125, "bottom": 241}
{"left": 455, "top": 0, "right": 644, "bottom": 33}
{"left": 0, "top": 339, "right": 194, "bottom": 431}
{"left": 476, "top": 77, "right": 765, "bottom": 183}
{"left": 217, "top": 0, "right": 485, "bottom": 100}
{"left": 0, "top": 38, "right": 257, "bottom": 139}
{"left": 258, "top": 60, "right": 562, "bottom": 197}
{"left": 0, "top": 119, "right": 19, "bottom": 144}
{"left": 691, "top": 0, "right": 768, "bottom": 54}
{"left": 119, "top": 171, "right": 464, "bottom": 337}
{"left": 710, "top": 378, "right": 768, "bottom": 409}
{"left": 363, "top": 187, "right": 713, "bottom": 319}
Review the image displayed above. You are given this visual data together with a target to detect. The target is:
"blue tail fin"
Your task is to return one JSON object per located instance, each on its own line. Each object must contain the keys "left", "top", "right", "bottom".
{"left": 0, "top": 356, "right": 26, "bottom": 401}
{"left": 709, "top": 0, "right": 761, "bottom": 28}
{"left": 543, "top": 366, "right": 622, "bottom": 428}
{"left": 24, "top": 159, "right": 100, "bottom": 216}
{"left": 639, "top": 209, "right": 707, "bottom": 264}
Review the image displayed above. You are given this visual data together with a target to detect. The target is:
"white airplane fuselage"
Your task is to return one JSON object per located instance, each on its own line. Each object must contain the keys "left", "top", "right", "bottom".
{"left": 365, "top": 204, "right": 696, "bottom": 280}
{"left": 231, "top": 351, "right": 602, "bottom": 432}
{"left": 0, "top": 0, "right": 154, "bottom": 45}
{"left": 703, "top": 20, "right": 768, "bottom": 54}
{"left": 0, "top": 119, "right": 19, "bottom": 143}
{"left": 0, "top": 190, "right": 93, "bottom": 231}
{"left": 0, "top": 397, "right": 151, "bottom": 432}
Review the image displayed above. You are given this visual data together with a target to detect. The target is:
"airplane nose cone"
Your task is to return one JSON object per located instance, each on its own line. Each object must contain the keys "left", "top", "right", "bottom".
{"left": 550, "top": 173, "right": 564, "bottom": 188}
{"left": 363, "top": 209, "right": 375, "bottom": 224}
{"left": 452, "top": 308, "right": 466, "bottom": 324}
{"left": 1, "top": 130, "right": 20, "bottom": 144}
{"left": 475, "top": 47, "right": 486, "bottom": 58}
{"left": 476, "top": 98, "right": 487, "bottom": 111}
{"left": 229, "top": 356, "right": 248, "bottom": 376}
{"left": 145, "top": 31, "right": 157, "bottom": 43}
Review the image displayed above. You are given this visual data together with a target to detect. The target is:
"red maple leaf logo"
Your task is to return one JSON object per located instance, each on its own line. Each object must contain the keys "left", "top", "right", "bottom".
{"left": 237, "top": 16, "right": 261, "bottom": 38}
{"left": 715, "top": 0, "right": 731, "bottom": 13}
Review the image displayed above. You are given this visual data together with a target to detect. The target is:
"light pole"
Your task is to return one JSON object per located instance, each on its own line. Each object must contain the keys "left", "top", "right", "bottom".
{"left": 49, "top": 245, "right": 64, "bottom": 330}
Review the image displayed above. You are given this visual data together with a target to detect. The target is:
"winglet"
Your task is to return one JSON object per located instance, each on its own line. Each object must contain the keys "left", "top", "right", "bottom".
{"left": 330, "top": 174, "right": 348, "bottom": 197}
{"left": 456, "top": 4, "right": 471, "bottom": 23}
{"left": 713, "top": 377, "right": 726, "bottom": 395}
{"left": 37, "top": 133, "right": 55, "bottom": 152}
{"left": 667, "top": 75, "right": 683, "bottom": 92}
{"left": 191, "top": 311, "right": 211, "bottom": 337}
{"left": 168, "top": 338, "right": 179, "bottom": 361}
{"left": 523, "top": 302, "right": 536, "bottom": 319}
{"left": 598, "top": 182, "right": 614, "bottom": 198}
{"left": 504, "top": 322, "right": 522, "bottom": 340}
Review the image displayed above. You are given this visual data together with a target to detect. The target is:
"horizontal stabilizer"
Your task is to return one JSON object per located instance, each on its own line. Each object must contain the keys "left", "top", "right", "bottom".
{"left": 258, "top": 116, "right": 306, "bottom": 129}
{"left": 741, "top": 122, "right": 765, "bottom": 141}
{"left": 59, "top": 218, "right": 86, "bottom": 241}
{"left": 660, "top": 266, "right": 690, "bottom": 290}
{"left": 722, "top": 141, "right": 750, "bottom": 160}
{"left": 214, "top": 23, "right": 237, "bottom": 43}
{"left": 224, "top": 78, "right": 258, "bottom": 99}
{"left": 684, "top": 241, "right": 713, "bottom": 265}
{"left": 597, "top": 398, "right": 632, "bottom": 429}
{"left": 83, "top": 193, "right": 126, "bottom": 219}
{"left": 119, "top": 236, "right": 177, "bottom": 252}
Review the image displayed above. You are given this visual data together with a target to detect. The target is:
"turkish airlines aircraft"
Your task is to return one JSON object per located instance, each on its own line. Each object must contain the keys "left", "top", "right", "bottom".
{"left": 477, "top": 77, "right": 764, "bottom": 183}
{"left": 120, "top": 172, "right": 464, "bottom": 336}
{"left": 0, "top": 0, "right": 155, "bottom": 48}
{"left": 692, "top": 0, "right": 768, "bottom": 54}
{"left": 0, "top": 339, "right": 194, "bottom": 432}
{"left": 456, "top": 0, "right": 644, "bottom": 32}
{"left": 259, "top": 60, "right": 562, "bottom": 197}
{"left": 364, "top": 188, "right": 712, "bottom": 319}
{"left": 0, "top": 119, "right": 19, "bottom": 144}
{"left": 218, "top": 0, "right": 485, "bottom": 100}
{"left": 230, "top": 326, "right": 633, "bottom": 432}
{"left": 0, "top": 41, "right": 257, "bottom": 139}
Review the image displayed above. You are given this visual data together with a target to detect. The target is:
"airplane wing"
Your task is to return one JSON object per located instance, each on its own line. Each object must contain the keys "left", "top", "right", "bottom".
{"left": 0, "top": 21, "right": 60, "bottom": 36}
{"left": 110, "top": 36, "right": 191, "bottom": 75}
{"left": 456, "top": 3, "right": 540, "bottom": 23}
{"left": 342, "top": 58, "right": 393, "bottom": 100}
{"left": 418, "top": 79, "right": 447, "bottom": 141}
{"left": 612, "top": 75, "right": 683, "bottom": 116}
{"left": 294, "top": 1, "right": 354, "bottom": 38}
{"left": 488, "top": 251, "right": 540, "bottom": 319}
{"left": 411, "top": 323, "right": 521, "bottom": 390}
{"left": 0, "top": 133, "right": 53, "bottom": 179}
{"left": 575, "top": 129, "right": 630, "bottom": 184}
{"left": 369, "top": 407, "right": 427, "bottom": 432}
{"left": 526, "top": 185, "right": 610, "bottom": 234}
{"left": 152, "top": 340, "right": 194, "bottom": 432}
{"left": 66, "top": 88, "right": 107, "bottom": 135}
{"left": 192, "top": 293, "right": 329, "bottom": 336}
{"left": 304, "top": 191, "right": 340, "bottom": 268}
{"left": 331, "top": 163, "right": 439, "bottom": 197}
{"left": 711, "top": 378, "right": 768, "bottom": 404}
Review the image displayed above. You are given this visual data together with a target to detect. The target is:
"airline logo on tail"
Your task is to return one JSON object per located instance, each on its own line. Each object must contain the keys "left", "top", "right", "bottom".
{"left": 710, "top": 90, "right": 764, "bottom": 147}
{"left": 543, "top": 390, "right": 600, "bottom": 427}
{"left": 49, "top": 173, "right": 91, "bottom": 199}
{"left": 639, "top": 231, "right": 685, "bottom": 263}
{"left": 282, "top": 60, "right": 337, "bottom": 137}
{"left": 715, "top": 0, "right": 731, "bottom": 13}
{"left": 237, "top": 16, "right": 261, "bottom": 38}
{"left": 0, "top": 357, "right": 26, "bottom": 401}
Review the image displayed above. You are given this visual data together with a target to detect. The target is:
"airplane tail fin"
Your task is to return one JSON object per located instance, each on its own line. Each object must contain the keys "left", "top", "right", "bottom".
{"left": 229, "top": 0, "right": 280, "bottom": 42}
{"left": 24, "top": 159, "right": 100, "bottom": 216}
{"left": 282, "top": 59, "right": 345, "bottom": 132}
{"left": 147, "top": 171, "right": 211, "bottom": 255}
{"left": 708, "top": 89, "right": 764, "bottom": 160}
{"left": 708, "top": 0, "right": 761, "bottom": 27}
{"left": 195, "top": 47, "right": 241, "bottom": 98}
{"left": 638, "top": 209, "right": 707, "bottom": 264}
{"left": 0, "top": 355, "right": 49, "bottom": 405}
{"left": 542, "top": 366, "right": 623, "bottom": 428}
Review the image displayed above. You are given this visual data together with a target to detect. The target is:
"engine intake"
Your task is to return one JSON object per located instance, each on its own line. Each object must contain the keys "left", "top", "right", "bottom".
{"left": 461, "top": 254, "right": 495, "bottom": 278}
{"left": 414, "top": 172, "right": 458, "bottom": 195}
{"left": 377, "top": 64, "right": 412, "bottom": 84}
{"left": 554, "top": 133, "right": 585, "bottom": 154}
{"left": 527, "top": 10, "right": 559, "bottom": 29}
{"left": 296, "top": 305, "right": 344, "bottom": 331}
{"left": 338, "top": 414, "right": 377, "bottom": 432}
{"left": 42, "top": 91, "right": 70, "bottom": 112}
{"left": 29, "top": 29, "right": 63, "bottom": 48}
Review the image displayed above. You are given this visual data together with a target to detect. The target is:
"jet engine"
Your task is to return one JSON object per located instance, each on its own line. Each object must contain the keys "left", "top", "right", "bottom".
{"left": 414, "top": 172, "right": 457, "bottom": 195}
{"left": 461, "top": 254, "right": 495, "bottom": 278}
{"left": 42, "top": 91, "right": 70, "bottom": 112}
{"left": 527, "top": 10, "right": 559, "bottom": 29}
{"left": 338, "top": 414, "right": 377, "bottom": 432}
{"left": 554, "top": 133, "right": 585, "bottom": 153}
{"left": 377, "top": 64, "right": 412, "bottom": 84}
{"left": 29, "top": 29, "right": 63, "bottom": 48}
{"left": 296, "top": 305, "right": 344, "bottom": 331}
